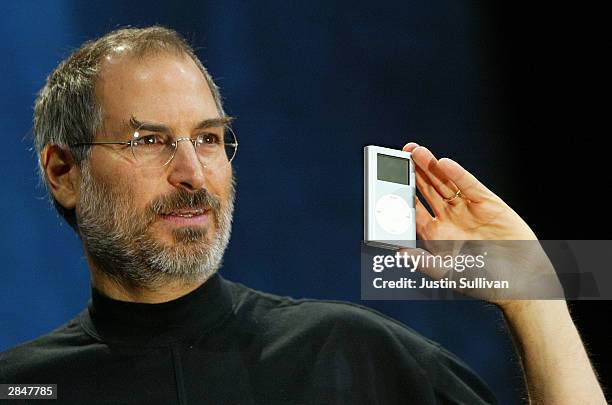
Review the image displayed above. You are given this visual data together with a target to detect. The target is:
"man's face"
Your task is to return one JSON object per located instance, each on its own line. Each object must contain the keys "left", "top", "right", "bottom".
{"left": 75, "top": 51, "right": 235, "bottom": 287}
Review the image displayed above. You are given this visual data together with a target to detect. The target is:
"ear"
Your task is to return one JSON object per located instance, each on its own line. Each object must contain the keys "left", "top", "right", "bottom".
{"left": 41, "top": 145, "right": 81, "bottom": 210}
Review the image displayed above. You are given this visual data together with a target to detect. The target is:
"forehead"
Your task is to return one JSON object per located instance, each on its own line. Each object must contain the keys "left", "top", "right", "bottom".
{"left": 95, "top": 51, "right": 219, "bottom": 131}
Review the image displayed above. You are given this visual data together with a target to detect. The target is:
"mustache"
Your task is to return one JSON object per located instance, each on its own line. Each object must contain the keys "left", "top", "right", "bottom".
{"left": 149, "top": 188, "right": 222, "bottom": 216}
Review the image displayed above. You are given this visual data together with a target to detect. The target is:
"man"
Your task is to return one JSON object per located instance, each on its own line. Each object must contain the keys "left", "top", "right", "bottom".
{"left": 0, "top": 26, "right": 606, "bottom": 404}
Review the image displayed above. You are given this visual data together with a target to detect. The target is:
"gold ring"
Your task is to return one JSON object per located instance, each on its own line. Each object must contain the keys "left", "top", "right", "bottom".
{"left": 443, "top": 189, "right": 462, "bottom": 203}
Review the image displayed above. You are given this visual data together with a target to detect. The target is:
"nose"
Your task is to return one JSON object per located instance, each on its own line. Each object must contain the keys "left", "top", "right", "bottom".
{"left": 166, "top": 137, "right": 206, "bottom": 191}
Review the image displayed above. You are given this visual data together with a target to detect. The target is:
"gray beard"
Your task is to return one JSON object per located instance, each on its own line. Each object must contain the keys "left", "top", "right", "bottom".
{"left": 76, "top": 163, "right": 235, "bottom": 290}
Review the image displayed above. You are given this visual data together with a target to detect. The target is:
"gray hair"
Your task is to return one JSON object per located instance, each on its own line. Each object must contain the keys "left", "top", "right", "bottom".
{"left": 33, "top": 26, "right": 226, "bottom": 230}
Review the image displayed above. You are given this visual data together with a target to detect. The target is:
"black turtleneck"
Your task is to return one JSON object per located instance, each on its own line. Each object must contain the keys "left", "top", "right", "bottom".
{"left": 84, "top": 272, "right": 234, "bottom": 347}
{"left": 1, "top": 273, "right": 497, "bottom": 404}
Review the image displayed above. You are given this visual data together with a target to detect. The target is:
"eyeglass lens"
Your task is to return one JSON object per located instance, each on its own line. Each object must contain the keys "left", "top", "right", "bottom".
{"left": 130, "top": 125, "right": 237, "bottom": 167}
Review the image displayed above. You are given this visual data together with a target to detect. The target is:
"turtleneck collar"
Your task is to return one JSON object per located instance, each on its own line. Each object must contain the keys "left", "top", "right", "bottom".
{"left": 80, "top": 272, "right": 234, "bottom": 347}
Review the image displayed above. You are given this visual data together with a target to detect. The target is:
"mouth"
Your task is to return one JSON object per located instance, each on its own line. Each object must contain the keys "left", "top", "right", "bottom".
{"left": 159, "top": 208, "right": 211, "bottom": 226}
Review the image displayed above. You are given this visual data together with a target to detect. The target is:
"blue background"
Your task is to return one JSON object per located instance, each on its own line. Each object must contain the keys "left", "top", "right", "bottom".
{"left": 6, "top": 1, "right": 605, "bottom": 403}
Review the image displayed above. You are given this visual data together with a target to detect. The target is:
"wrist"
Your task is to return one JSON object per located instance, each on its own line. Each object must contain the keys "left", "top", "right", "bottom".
{"left": 500, "top": 299, "right": 570, "bottom": 323}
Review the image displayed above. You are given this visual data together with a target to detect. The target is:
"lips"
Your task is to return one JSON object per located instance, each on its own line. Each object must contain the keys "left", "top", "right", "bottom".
{"left": 164, "top": 209, "right": 207, "bottom": 217}
{"left": 159, "top": 208, "right": 211, "bottom": 225}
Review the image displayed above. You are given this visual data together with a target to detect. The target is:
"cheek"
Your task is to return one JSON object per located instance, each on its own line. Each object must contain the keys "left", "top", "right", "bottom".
{"left": 85, "top": 154, "right": 174, "bottom": 229}
{"left": 207, "top": 164, "right": 233, "bottom": 199}
{"left": 98, "top": 171, "right": 153, "bottom": 212}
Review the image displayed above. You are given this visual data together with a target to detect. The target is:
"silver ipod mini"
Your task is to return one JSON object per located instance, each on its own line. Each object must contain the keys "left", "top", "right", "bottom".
{"left": 364, "top": 145, "right": 416, "bottom": 249}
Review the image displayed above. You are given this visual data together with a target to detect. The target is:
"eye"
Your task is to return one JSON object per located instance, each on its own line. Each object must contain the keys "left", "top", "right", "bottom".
{"left": 197, "top": 133, "right": 221, "bottom": 146}
{"left": 134, "top": 134, "right": 165, "bottom": 147}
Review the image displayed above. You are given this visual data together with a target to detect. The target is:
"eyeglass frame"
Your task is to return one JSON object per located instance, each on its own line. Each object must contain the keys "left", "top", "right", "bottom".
{"left": 70, "top": 115, "right": 238, "bottom": 167}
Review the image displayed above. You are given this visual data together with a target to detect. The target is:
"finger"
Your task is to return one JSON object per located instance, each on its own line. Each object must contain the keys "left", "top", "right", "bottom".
{"left": 402, "top": 142, "right": 419, "bottom": 152}
{"left": 411, "top": 146, "right": 459, "bottom": 200}
{"left": 415, "top": 195, "right": 435, "bottom": 239}
{"left": 414, "top": 165, "right": 446, "bottom": 217}
{"left": 437, "top": 158, "right": 492, "bottom": 203}
{"left": 403, "top": 143, "right": 448, "bottom": 216}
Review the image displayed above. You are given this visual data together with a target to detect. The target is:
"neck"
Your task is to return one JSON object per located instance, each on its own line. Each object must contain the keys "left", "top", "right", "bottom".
{"left": 89, "top": 266, "right": 207, "bottom": 304}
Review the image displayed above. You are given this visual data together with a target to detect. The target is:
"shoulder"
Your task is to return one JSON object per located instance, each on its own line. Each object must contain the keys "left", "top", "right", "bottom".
{"left": 0, "top": 310, "right": 93, "bottom": 383}
{"left": 226, "top": 278, "right": 440, "bottom": 357}
{"left": 225, "top": 279, "right": 497, "bottom": 404}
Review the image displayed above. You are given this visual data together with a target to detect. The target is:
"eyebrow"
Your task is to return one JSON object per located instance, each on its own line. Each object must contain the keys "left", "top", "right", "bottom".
{"left": 128, "top": 115, "right": 235, "bottom": 132}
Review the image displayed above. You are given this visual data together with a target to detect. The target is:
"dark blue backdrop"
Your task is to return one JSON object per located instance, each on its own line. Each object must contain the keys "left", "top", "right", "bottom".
{"left": 1, "top": 1, "right": 526, "bottom": 403}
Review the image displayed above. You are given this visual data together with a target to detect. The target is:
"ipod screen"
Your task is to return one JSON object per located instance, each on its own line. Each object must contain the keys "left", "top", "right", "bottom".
{"left": 377, "top": 154, "right": 409, "bottom": 185}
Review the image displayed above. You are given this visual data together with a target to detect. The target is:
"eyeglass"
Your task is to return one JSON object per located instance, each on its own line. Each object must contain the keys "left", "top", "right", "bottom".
{"left": 71, "top": 116, "right": 238, "bottom": 168}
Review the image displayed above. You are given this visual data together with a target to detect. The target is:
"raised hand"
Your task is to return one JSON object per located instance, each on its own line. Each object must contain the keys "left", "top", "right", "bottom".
{"left": 399, "top": 143, "right": 563, "bottom": 306}
{"left": 403, "top": 142, "right": 537, "bottom": 242}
